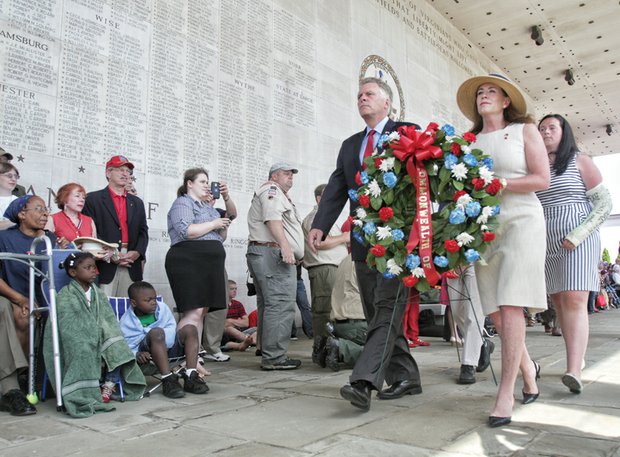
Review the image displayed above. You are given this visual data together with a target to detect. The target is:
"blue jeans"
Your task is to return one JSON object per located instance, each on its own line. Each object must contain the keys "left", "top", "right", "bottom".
{"left": 296, "top": 279, "right": 314, "bottom": 337}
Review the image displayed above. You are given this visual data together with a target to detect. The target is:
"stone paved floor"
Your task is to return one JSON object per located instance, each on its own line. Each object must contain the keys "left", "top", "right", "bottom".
{"left": 1, "top": 308, "right": 619, "bottom": 457}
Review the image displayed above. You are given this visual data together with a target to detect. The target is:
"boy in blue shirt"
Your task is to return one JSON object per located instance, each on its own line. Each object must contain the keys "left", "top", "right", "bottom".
{"left": 120, "top": 281, "right": 208, "bottom": 398}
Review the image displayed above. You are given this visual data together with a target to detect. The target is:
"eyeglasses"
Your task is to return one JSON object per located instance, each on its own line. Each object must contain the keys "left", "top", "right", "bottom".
{"left": 23, "top": 206, "right": 50, "bottom": 214}
{"left": 0, "top": 172, "right": 19, "bottom": 179}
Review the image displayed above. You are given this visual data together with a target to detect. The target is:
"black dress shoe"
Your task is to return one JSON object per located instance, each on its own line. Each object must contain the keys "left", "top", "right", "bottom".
{"left": 377, "top": 379, "right": 422, "bottom": 399}
{"left": 522, "top": 360, "right": 541, "bottom": 404}
{"left": 0, "top": 389, "right": 37, "bottom": 416}
{"left": 476, "top": 339, "right": 495, "bottom": 373}
{"left": 457, "top": 365, "right": 476, "bottom": 384}
{"left": 488, "top": 415, "right": 511, "bottom": 427}
{"left": 340, "top": 381, "right": 372, "bottom": 411}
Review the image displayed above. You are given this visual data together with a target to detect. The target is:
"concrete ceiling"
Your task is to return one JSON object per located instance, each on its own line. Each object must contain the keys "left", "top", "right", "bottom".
{"left": 428, "top": 0, "right": 620, "bottom": 156}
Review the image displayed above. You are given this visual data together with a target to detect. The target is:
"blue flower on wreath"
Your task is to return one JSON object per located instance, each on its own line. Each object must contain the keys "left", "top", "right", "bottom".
{"left": 379, "top": 133, "right": 389, "bottom": 146}
{"left": 406, "top": 254, "right": 421, "bottom": 269}
{"left": 463, "top": 153, "right": 478, "bottom": 167}
{"left": 491, "top": 205, "right": 501, "bottom": 216}
{"left": 392, "top": 229, "right": 404, "bottom": 241}
{"left": 347, "top": 189, "right": 358, "bottom": 202}
{"left": 441, "top": 124, "right": 455, "bottom": 136}
{"left": 353, "top": 231, "right": 365, "bottom": 245}
{"left": 465, "top": 249, "right": 481, "bottom": 263}
{"left": 444, "top": 154, "right": 458, "bottom": 170}
{"left": 434, "top": 256, "right": 449, "bottom": 268}
{"left": 360, "top": 171, "right": 369, "bottom": 185}
{"left": 449, "top": 208, "right": 466, "bottom": 224}
{"left": 383, "top": 271, "right": 396, "bottom": 279}
{"left": 482, "top": 157, "right": 494, "bottom": 169}
{"left": 465, "top": 201, "right": 481, "bottom": 217}
{"left": 363, "top": 222, "right": 377, "bottom": 235}
{"left": 383, "top": 172, "right": 397, "bottom": 188}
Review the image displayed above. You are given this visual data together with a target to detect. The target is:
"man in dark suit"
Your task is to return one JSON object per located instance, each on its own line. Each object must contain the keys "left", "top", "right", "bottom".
{"left": 83, "top": 155, "right": 149, "bottom": 297}
{"left": 308, "top": 77, "right": 422, "bottom": 411}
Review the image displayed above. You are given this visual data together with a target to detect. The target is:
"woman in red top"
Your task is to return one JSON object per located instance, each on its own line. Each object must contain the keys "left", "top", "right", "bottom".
{"left": 48, "top": 183, "right": 97, "bottom": 247}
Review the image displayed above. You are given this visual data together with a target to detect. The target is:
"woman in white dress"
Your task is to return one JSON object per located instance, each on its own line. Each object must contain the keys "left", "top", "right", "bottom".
{"left": 456, "top": 74, "right": 550, "bottom": 427}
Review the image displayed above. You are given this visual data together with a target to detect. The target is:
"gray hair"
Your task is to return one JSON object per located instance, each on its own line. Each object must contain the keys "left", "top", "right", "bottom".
{"left": 359, "top": 77, "right": 393, "bottom": 105}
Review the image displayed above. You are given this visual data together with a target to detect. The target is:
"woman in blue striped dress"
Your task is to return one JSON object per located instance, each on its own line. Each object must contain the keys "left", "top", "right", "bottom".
{"left": 536, "top": 114, "right": 612, "bottom": 394}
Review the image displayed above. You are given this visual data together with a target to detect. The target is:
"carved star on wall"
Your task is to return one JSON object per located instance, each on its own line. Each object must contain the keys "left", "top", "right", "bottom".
{"left": 17, "top": 155, "right": 25, "bottom": 162}
{"left": 78, "top": 166, "right": 85, "bottom": 173}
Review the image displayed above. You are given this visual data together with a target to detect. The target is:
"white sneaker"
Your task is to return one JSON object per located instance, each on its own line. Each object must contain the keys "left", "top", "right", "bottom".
{"left": 204, "top": 352, "right": 230, "bottom": 362}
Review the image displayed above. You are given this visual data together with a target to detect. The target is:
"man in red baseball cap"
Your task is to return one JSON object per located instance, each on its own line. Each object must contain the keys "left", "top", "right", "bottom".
{"left": 83, "top": 155, "right": 148, "bottom": 296}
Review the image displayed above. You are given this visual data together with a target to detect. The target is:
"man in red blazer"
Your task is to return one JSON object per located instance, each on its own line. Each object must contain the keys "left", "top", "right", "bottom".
{"left": 83, "top": 155, "right": 149, "bottom": 297}
{"left": 308, "top": 77, "right": 422, "bottom": 411}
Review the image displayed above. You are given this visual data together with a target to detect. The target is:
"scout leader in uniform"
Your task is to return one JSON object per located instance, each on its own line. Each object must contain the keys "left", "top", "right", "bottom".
{"left": 246, "top": 162, "right": 304, "bottom": 370}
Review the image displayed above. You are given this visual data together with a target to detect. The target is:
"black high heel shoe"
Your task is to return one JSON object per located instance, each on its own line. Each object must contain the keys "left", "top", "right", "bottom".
{"left": 522, "top": 360, "right": 541, "bottom": 405}
{"left": 488, "top": 415, "right": 512, "bottom": 427}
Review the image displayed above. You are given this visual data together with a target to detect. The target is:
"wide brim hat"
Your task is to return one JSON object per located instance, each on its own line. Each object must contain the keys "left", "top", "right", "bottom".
{"left": 456, "top": 73, "right": 527, "bottom": 122}
{"left": 73, "top": 237, "right": 118, "bottom": 252}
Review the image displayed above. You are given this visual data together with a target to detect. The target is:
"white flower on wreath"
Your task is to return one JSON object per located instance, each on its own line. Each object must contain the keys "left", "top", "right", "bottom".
{"left": 456, "top": 232, "right": 475, "bottom": 246}
{"left": 367, "top": 179, "right": 382, "bottom": 198}
{"left": 371, "top": 147, "right": 379, "bottom": 157}
{"left": 412, "top": 267, "right": 425, "bottom": 278}
{"left": 355, "top": 207, "right": 367, "bottom": 219}
{"left": 479, "top": 165, "right": 494, "bottom": 185}
{"left": 476, "top": 206, "right": 494, "bottom": 224}
{"left": 353, "top": 218, "right": 363, "bottom": 227}
{"left": 387, "top": 259, "right": 403, "bottom": 276}
{"left": 387, "top": 131, "right": 400, "bottom": 142}
{"left": 451, "top": 163, "right": 469, "bottom": 181}
{"left": 455, "top": 194, "right": 473, "bottom": 208}
{"left": 379, "top": 157, "right": 395, "bottom": 172}
{"left": 480, "top": 224, "right": 488, "bottom": 231}
{"left": 376, "top": 226, "right": 392, "bottom": 240}
{"left": 461, "top": 145, "right": 472, "bottom": 154}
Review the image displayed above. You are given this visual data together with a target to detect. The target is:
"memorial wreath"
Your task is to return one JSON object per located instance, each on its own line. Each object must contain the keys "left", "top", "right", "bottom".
{"left": 349, "top": 122, "right": 502, "bottom": 292}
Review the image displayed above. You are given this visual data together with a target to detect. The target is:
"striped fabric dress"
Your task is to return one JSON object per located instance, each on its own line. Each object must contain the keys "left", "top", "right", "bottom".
{"left": 536, "top": 156, "right": 600, "bottom": 294}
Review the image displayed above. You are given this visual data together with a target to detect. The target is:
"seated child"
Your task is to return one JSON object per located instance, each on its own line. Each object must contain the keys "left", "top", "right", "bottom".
{"left": 222, "top": 280, "right": 254, "bottom": 351}
{"left": 119, "top": 281, "right": 208, "bottom": 398}
{"left": 43, "top": 252, "right": 145, "bottom": 418}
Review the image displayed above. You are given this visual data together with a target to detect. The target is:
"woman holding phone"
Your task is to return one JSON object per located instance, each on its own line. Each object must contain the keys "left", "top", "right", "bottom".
{"left": 165, "top": 168, "right": 235, "bottom": 342}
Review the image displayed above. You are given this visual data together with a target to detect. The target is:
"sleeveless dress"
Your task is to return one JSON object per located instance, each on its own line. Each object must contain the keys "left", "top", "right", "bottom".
{"left": 536, "top": 156, "right": 599, "bottom": 293}
{"left": 472, "top": 123, "right": 547, "bottom": 314}
{"left": 51, "top": 211, "right": 94, "bottom": 242}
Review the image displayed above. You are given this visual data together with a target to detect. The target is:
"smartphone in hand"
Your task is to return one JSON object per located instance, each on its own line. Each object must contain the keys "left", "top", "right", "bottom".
{"left": 211, "top": 181, "right": 220, "bottom": 199}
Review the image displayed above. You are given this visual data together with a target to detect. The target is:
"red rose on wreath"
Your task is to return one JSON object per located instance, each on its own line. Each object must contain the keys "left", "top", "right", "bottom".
{"left": 482, "top": 232, "right": 496, "bottom": 242}
{"left": 486, "top": 178, "right": 502, "bottom": 196}
{"left": 442, "top": 270, "right": 459, "bottom": 279}
{"left": 463, "top": 132, "right": 477, "bottom": 143}
{"left": 453, "top": 190, "right": 467, "bottom": 202}
{"left": 427, "top": 122, "right": 439, "bottom": 131}
{"left": 451, "top": 143, "right": 461, "bottom": 156}
{"left": 355, "top": 171, "right": 362, "bottom": 186}
{"left": 403, "top": 275, "right": 419, "bottom": 287}
{"left": 444, "top": 240, "right": 460, "bottom": 253}
{"left": 374, "top": 157, "right": 383, "bottom": 169}
{"left": 359, "top": 194, "right": 370, "bottom": 208}
{"left": 379, "top": 207, "right": 394, "bottom": 222}
{"left": 472, "top": 178, "right": 485, "bottom": 190}
{"left": 370, "top": 244, "right": 386, "bottom": 257}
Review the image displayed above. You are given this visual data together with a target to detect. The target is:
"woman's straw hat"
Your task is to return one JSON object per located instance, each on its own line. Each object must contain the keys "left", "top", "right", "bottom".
{"left": 456, "top": 73, "right": 527, "bottom": 122}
